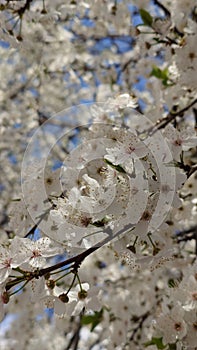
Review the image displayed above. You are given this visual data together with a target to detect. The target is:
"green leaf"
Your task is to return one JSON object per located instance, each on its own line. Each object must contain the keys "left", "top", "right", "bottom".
{"left": 139, "top": 9, "right": 153, "bottom": 27}
{"left": 150, "top": 66, "right": 169, "bottom": 86}
{"left": 144, "top": 337, "right": 167, "bottom": 349}
{"left": 104, "top": 159, "right": 126, "bottom": 173}
{"left": 81, "top": 309, "right": 103, "bottom": 332}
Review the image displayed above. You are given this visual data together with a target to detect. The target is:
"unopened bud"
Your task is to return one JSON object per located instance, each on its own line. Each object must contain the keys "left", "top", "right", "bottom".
{"left": 46, "top": 279, "right": 55, "bottom": 289}
{"left": 2, "top": 291, "right": 9, "bottom": 304}
{"left": 59, "top": 293, "right": 69, "bottom": 303}
{"left": 78, "top": 289, "right": 88, "bottom": 300}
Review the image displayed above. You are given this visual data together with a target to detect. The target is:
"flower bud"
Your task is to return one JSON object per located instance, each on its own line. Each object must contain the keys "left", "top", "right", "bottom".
{"left": 78, "top": 289, "right": 88, "bottom": 300}
{"left": 2, "top": 291, "right": 9, "bottom": 304}
{"left": 46, "top": 279, "right": 55, "bottom": 289}
{"left": 59, "top": 293, "right": 69, "bottom": 303}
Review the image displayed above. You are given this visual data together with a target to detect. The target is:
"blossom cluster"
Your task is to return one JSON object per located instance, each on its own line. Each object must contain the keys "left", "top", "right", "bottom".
{"left": 0, "top": 0, "right": 197, "bottom": 349}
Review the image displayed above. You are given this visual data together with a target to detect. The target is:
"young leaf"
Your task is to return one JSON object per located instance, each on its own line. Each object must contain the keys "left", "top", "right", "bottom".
{"left": 150, "top": 65, "right": 169, "bottom": 86}
{"left": 139, "top": 9, "right": 153, "bottom": 27}
{"left": 144, "top": 336, "right": 167, "bottom": 349}
{"left": 104, "top": 159, "right": 126, "bottom": 173}
{"left": 81, "top": 309, "right": 103, "bottom": 332}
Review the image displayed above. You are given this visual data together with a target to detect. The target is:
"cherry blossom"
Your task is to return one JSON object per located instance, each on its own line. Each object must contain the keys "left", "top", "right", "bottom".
{"left": 110, "top": 93, "right": 138, "bottom": 109}
{"left": 163, "top": 124, "right": 197, "bottom": 160}
{"left": 21, "top": 237, "right": 63, "bottom": 268}
{"left": 156, "top": 304, "right": 187, "bottom": 344}
{"left": 0, "top": 237, "right": 29, "bottom": 282}
{"left": 0, "top": 1, "right": 197, "bottom": 349}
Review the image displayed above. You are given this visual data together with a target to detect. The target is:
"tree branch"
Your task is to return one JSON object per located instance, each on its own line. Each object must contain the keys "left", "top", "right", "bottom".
{"left": 129, "top": 311, "right": 150, "bottom": 342}
{"left": 153, "top": 0, "right": 171, "bottom": 17}
{"left": 65, "top": 310, "right": 84, "bottom": 350}
{"left": 148, "top": 97, "right": 197, "bottom": 135}
{"left": 5, "top": 223, "right": 135, "bottom": 291}
{"left": 38, "top": 223, "right": 133, "bottom": 278}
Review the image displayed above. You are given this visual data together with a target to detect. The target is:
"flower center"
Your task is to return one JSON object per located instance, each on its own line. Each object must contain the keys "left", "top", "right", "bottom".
{"left": 31, "top": 250, "right": 41, "bottom": 258}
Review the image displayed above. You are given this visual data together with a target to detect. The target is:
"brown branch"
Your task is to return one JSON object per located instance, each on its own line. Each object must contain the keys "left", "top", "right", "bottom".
{"left": 148, "top": 97, "right": 197, "bottom": 136}
{"left": 153, "top": 0, "right": 171, "bottom": 17}
{"left": 176, "top": 226, "right": 197, "bottom": 255}
{"left": 38, "top": 223, "right": 133, "bottom": 278}
{"left": 6, "top": 223, "right": 134, "bottom": 291}
{"left": 129, "top": 311, "right": 150, "bottom": 342}
{"left": 65, "top": 309, "right": 84, "bottom": 350}
{"left": 153, "top": 0, "right": 184, "bottom": 37}
{"left": 186, "top": 164, "right": 197, "bottom": 178}
{"left": 13, "top": 0, "right": 33, "bottom": 16}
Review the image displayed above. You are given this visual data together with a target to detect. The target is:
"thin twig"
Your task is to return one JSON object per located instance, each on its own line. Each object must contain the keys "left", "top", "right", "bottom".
{"left": 65, "top": 309, "right": 85, "bottom": 350}
{"left": 5, "top": 223, "right": 134, "bottom": 291}
{"left": 129, "top": 311, "right": 150, "bottom": 341}
{"left": 147, "top": 97, "right": 197, "bottom": 136}
{"left": 153, "top": 0, "right": 171, "bottom": 17}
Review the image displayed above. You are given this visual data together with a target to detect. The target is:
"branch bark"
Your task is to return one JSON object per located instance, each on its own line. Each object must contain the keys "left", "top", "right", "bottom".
{"left": 147, "top": 97, "right": 197, "bottom": 136}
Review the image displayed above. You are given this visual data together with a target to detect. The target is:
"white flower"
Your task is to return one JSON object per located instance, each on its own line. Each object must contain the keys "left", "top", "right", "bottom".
{"left": 113, "top": 93, "right": 138, "bottom": 109}
{"left": 168, "top": 61, "right": 180, "bottom": 83}
{"left": 148, "top": 167, "right": 187, "bottom": 208}
{"left": 109, "top": 319, "right": 127, "bottom": 347}
{"left": 80, "top": 174, "right": 116, "bottom": 215}
{"left": 163, "top": 124, "right": 197, "bottom": 160}
{"left": 0, "top": 245, "right": 17, "bottom": 283}
{"left": 43, "top": 168, "right": 62, "bottom": 196}
{"left": 156, "top": 304, "right": 187, "bottom": 344}
{"left": 42, "top": 284, "right": 77, "bottom": 317}
{"left": 29, "top": 276, "right": 46, "bottom": 302}
{"left": 183, "top": 309, "right": 197, "bottom": 348}
{"left": 105, "top": 133, "right": 148, "bottom": 166}
{"left": 0, "top": 237, "right": 30, "bottom": 283}
{"left": 152, "top": 17, "right": 172, "bottom": 36}
{"left": 68, "top": 283, "right": 101, "bottom": 316}
{"left": 43, "top": 282, "right": 101, "bottom": 317}
{"left": 21, "top": 237, "right": 63, "bottom": 268}
{"left": 173, "top": 274, "right": 197, "bottom": 311}
{"left": 175, "top": 33, "right": 197, "bottom": 73}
